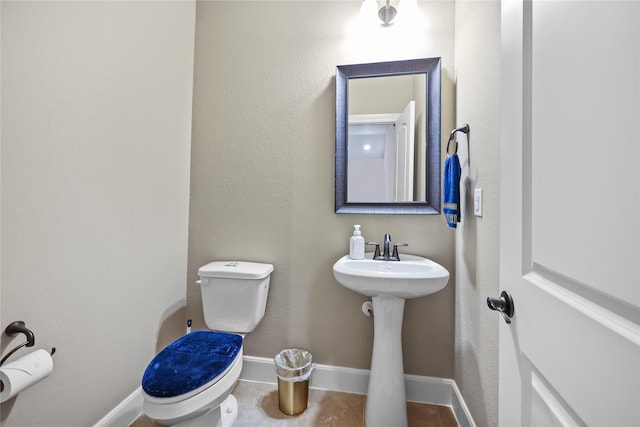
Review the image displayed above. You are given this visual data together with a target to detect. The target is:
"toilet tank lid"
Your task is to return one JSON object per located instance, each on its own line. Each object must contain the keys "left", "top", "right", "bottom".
{"left": 198, "top": 261, "right": 274, "bottom": 279}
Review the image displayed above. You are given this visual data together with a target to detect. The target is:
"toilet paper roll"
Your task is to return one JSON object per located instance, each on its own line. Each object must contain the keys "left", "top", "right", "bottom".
{"left": 0, "top": 349, "right": 54, "bottom": 403}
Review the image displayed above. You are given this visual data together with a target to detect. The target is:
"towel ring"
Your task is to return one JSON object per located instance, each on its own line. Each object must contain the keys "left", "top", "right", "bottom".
{"left": 446, "top": 136, "right": 458, "bottom": 156}
{"left": 446, "top": 123, "right": 470, "bottom": 157}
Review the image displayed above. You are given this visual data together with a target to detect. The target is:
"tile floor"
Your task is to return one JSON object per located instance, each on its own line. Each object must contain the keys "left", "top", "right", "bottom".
{"left": 132, "top": 380, "right": 459, "bottom": 427}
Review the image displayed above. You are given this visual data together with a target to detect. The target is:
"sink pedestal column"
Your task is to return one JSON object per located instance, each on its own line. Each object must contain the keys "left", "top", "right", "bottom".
{"left": 366, "top": 295, "right": 407, "bottom": 427}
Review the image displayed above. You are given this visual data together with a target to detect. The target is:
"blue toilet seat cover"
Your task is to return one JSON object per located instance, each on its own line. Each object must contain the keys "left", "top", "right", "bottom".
{"left": 142, "top": 330, "right": 243, "bottom": 398}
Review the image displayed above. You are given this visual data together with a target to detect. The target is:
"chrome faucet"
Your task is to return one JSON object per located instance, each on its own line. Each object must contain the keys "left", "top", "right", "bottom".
{"left": 367, "top": 234, "right": 408, "bottom": 261}
{"left": 383, "top": 233, "right": 392, "bottom": 259}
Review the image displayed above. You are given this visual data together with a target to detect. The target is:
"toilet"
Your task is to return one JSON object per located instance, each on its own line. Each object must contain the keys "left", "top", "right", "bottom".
{"left": 141, "top": 261, "right": 274, "bottom": 427}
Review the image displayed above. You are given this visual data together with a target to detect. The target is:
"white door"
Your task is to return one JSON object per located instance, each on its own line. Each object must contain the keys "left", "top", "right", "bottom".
{"left": 499, "top": 1, "right": 639, "bottom": 426}
{"left": 394, "top": 100, "right": 415, "bottom": 201}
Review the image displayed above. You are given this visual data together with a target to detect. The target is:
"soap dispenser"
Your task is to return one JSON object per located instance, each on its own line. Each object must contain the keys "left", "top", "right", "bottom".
{"left": 349, "top": 225, "right": 365, "bottom": 260}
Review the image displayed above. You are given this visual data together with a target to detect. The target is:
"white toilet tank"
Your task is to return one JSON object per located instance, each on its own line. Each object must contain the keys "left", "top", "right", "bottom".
{"left": 197, "top": 261, "right": 273, "bottom": 333}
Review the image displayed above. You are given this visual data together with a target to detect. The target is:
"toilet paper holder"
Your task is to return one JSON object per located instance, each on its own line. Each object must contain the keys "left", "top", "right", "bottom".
{"left": 0, "top": 321, "right": 55, "bottom": 366}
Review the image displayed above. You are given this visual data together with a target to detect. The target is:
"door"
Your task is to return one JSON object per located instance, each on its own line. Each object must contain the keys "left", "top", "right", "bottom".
{"left": 499, "top": 1, "right": 639, "bottom": 426}
{"left": 394, "top": 100, "right": 415, "bottom": 201}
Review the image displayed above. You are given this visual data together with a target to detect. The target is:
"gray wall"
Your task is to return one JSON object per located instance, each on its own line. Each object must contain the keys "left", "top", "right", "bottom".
{"left": 454, "top": 1, "right": 501, "bottom": 426}
{"left": 188, "top": 0, "right": 457, "bottom": 377}
{"left": 1, "top": 1, "right": 195, "bottom": 425}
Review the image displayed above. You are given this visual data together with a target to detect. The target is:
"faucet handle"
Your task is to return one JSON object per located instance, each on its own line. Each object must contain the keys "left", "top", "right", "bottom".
{"left": 391, "top": 243, "right": 408, "bottom": 259}
{"left": 366, "top": 242, "right": 381, "bottom": 259}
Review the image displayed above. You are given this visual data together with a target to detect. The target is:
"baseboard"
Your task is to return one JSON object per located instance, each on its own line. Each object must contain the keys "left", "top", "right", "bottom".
{"left": 94, "top": 355, "right": 476, "bottom": 427}
{"left": 242, "top": 355, "right": 476, "bottom": 427}
{"left": 449, "top": 380, "right": 476, "bottom": 427}
{"left": 93, "top": 386, "right": 143, "bottom": 427}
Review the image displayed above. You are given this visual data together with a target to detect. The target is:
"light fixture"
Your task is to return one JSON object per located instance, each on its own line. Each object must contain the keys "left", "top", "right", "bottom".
{"left": 345, "top": 0, "right": 425, "bottom": 58}
{"left": 377, "top": 0, "right": 397, "bottom": 26}
{"left": 359, "top": 0, "right": 401, "bottom": 28}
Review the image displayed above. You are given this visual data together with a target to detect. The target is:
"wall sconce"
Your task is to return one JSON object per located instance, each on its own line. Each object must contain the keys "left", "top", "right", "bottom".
{"left": 362, "top": 0, "right": 402, "bottom": 26}
{"left": 345, "top": 0, "right": 425, "bottom": 58}
{"left": 378, "top": 0, "right": 398, "bottom": 26}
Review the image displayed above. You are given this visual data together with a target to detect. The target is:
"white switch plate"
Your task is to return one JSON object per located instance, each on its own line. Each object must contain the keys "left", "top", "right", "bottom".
{"left": 474, "top": 188, "right": 483, "bottom": 217}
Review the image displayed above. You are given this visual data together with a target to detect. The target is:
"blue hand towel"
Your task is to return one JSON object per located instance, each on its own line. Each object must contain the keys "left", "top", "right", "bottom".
{"left": 443, "top": 154, "right": 461, "bottom": 228}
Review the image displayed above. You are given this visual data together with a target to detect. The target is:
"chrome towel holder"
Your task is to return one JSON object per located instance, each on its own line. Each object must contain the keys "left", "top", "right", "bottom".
{"left": 446, "top": 123, "right": 470, "bottom": 156}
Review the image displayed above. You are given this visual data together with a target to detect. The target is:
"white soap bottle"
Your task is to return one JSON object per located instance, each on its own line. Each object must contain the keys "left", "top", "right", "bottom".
{"left": 349, "top": 224, "right": 365, "bottom": 260}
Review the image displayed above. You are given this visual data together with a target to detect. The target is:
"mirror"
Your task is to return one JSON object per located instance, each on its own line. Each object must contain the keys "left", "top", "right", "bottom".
{"left": 335, "top": 58, "right": 441, "bottom": 214}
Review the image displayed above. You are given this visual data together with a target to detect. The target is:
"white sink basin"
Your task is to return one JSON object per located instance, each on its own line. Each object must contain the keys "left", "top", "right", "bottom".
{"left": 333, "top": 253, "right": 449, "bottom": 298}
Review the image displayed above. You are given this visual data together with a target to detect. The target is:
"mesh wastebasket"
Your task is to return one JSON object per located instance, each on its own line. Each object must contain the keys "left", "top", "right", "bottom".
{"left": 274, "top": 349, "right": 315, "bottom": 415}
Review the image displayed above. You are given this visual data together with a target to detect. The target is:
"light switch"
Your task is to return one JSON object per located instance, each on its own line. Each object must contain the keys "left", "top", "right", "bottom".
{"left": 474, "top": 188, "right": 483, "bottom": 217}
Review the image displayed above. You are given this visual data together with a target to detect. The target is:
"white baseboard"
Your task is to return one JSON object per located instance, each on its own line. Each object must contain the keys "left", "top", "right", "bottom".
{"left": 93, "top": 386, "right": 143, "bottom": 427}
{"left": 94, "top": 355, "right": 475, "bottom": 427}
{"left": 242, "top": 355, "right": 475, "bottom": 427}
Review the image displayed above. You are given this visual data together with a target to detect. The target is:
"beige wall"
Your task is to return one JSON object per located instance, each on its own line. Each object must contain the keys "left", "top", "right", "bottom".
{"left": 0, "top": 1, "right": 502, "bottom": 425}
{"left": 0, "top": 1, "right": 195, "bottom": 425}
{"left": 188, "top": 0, "right": 456, "bottom": 377}
{"left": 454, "top": 1, "right": 501, "bottom": 426}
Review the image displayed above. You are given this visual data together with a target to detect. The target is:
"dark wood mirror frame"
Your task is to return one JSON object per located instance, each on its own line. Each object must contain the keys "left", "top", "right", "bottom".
{"left": 335, "top": 57, "right": 441, "bottom": 214}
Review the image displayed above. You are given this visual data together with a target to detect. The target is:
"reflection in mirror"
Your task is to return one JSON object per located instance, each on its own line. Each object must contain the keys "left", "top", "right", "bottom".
{"left": 336, "top": 58, "right": 441, "bottom": 214}
{"left": 348, "top": 75, "right": 421, "bottom": 202}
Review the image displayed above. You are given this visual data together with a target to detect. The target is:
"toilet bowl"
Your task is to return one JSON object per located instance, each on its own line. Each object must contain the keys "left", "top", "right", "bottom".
{"left": 141, "top": 331, "right": 244, "bottom": 427}
{"left": 141, "top": 261, "right": 274, "bottom": 427}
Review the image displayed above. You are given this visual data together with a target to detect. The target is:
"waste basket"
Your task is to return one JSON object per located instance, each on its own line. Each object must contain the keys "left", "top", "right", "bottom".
{"left": 274, "top": 348, "right": 315, "bottom": 415}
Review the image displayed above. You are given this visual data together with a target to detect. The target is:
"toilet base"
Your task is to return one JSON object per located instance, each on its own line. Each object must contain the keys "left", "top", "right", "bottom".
{"left": 171, "top": 395, "right": 238, "bottom": 427}
{"left": 143, "top": 354, "right": 243, "bottom": 427}
{"left": 220, "top": 394, "right": 238, "bottom": 427}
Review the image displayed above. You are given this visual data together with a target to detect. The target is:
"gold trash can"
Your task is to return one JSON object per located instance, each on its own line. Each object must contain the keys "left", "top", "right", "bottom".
{"left": 277, "top": 377, "right": 309, "bottom": 415}
{"left": 274, "top": 349, "right": 314, "bottom": 416}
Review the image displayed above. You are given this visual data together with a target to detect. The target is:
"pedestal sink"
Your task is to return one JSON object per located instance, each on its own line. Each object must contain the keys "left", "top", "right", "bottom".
{"left": 333, "top": 253, "right": 449, "bottom": 427}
